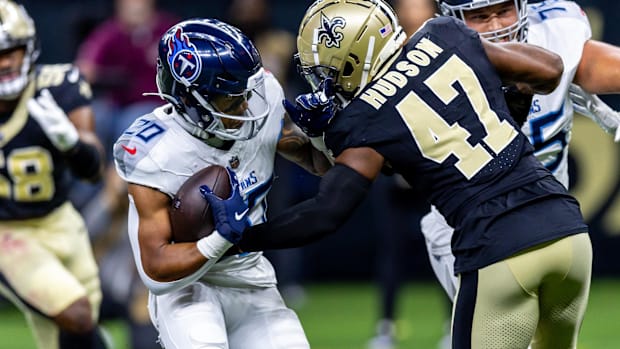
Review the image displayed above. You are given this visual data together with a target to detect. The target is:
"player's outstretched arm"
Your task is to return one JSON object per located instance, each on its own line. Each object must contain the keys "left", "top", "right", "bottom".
{"left": 482, "top": 39, "right": 563, "bottom": 95}
{"left": 237, "top": 147, "right": 382, "bottom": 252}
{"left": 574, "top": 40, "right": 620, "bottom": 94}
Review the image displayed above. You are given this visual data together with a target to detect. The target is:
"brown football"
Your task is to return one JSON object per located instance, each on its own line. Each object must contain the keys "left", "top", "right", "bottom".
{"left": 169, "top": 165, "right": 231, "bottom": 243}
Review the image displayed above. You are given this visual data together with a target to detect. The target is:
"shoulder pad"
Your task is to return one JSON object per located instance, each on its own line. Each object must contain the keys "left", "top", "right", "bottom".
{"left": 114, "top": 116, "right": 167, "bottom": 182}
{"left": 34, "top": 64, "right": 93, "bottom": 113}
{"left": 528, "top": 0, "right": 589, "bottom": 24}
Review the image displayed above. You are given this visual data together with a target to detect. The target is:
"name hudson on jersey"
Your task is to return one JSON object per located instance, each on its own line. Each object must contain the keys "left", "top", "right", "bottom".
{"left": 360, "top": 37, "right": 443, "bottom": 110}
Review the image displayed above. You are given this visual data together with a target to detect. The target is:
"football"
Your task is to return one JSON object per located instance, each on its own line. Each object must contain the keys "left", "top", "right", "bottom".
{"left": 169, "top": 165, "right": 231, "bottom": 243}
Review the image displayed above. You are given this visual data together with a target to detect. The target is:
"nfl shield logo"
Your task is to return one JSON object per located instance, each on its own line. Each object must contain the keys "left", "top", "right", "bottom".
{"left": 229, "top": 156, "right": 240, "bottom": 169}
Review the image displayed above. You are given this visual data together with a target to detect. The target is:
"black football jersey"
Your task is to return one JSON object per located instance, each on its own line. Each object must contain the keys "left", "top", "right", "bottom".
{"left": 325, "top": 17, "right": 587, "bottom": 272}
{"left": 0, "top": 64, "right": 92, "bottom": 220}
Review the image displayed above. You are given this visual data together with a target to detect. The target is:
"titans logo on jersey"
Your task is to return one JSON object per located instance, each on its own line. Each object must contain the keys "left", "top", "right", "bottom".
{"left": 0, "top": 64, "right": 91, "bottom": 220}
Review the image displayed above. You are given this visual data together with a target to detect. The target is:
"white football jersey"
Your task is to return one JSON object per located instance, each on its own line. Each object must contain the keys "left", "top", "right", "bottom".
{"left": 114, "top": 72, "right": 286, "bottom": 289}
{"left": 523, "top": 0, "right": 591, "bottom": 188}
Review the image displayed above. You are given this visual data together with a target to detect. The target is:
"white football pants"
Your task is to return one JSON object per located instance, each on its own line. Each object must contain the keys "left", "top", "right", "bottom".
{"left": 149, "top": 283, "right": 310, "bottom": 349}
{"left": 420, "top": 205, "right": 458, "bottom": 300}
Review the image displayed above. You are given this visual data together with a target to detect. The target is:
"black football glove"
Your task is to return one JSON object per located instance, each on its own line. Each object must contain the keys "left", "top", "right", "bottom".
{"left": 503, "top": 85, "right": 533, "bottom": 126}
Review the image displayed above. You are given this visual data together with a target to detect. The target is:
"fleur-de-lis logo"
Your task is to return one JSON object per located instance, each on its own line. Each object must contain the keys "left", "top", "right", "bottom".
{"left": 317, "top": 13, "right": 346, "bottom": 48}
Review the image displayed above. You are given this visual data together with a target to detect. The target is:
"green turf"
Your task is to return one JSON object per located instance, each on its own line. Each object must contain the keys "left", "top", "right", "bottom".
{"left": 0, "top": 279, "right": 618, "bottom": 349}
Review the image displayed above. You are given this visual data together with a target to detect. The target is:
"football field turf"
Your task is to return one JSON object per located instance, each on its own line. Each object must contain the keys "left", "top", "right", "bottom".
{"left": 0, "top": 279, "right": 618, "bottom": 348}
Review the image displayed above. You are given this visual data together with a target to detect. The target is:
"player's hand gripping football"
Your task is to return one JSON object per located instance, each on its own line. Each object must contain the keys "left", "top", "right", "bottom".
{"left": 283, "top": 77, "right": 337, "bottom": 137}
{"left": 569, "top": 84, "right": 620, "bottom": 142}
{"left": 27, "top": 89, "right": 80, "bottom": 152}
{"left": 199, "top": 167, "right": 249, "bottom": 244}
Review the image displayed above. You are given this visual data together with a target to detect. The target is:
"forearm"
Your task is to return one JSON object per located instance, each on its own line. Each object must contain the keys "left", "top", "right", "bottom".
{"left": 238, "top": 164, "right": 371, "bottom": 251}
{"left": 278, "top": 119, "right": 333, "bottom": 176}
{"left": 486, "top": 40, "right": 563, "bottom": 94}
{"left": 574, "top": 40, "right": 620, "bottom": 94}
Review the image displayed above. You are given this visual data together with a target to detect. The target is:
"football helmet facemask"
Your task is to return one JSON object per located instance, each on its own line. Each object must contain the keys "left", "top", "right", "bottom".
{"left": 437, "top": 0, "right": 529, "bottom": 42}
{"left": 154, "top": 18, "right": 269, "bottom": 141}
{"left": 0, "top": 1, "right": 40, "bottom": 100}
{"left": 296, "top": 0, "right": 406, "bottom": 105}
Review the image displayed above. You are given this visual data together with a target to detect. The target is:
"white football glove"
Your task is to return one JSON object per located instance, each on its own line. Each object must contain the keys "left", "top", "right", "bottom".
{"left": 569, "top": 84, "right": 620, "bottom": 142}
{"left": 27, "top": 89, "right": 79, "bottom": 152}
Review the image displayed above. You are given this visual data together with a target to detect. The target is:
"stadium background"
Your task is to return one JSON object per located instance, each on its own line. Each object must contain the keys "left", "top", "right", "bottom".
{"left": 2, "top": 1, "right": 619, "bottom": 348}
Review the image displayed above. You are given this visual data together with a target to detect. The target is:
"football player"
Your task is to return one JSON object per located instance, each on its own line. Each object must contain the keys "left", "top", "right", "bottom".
{"left": 0, "top": 1, "right": 107, "bottom": 348}
{"left": 205, "top": 0, "right": 593, "bottom": 348}
{"left": 420, "top": 0, "right": 620, "bottom": 309}
{"left": 113, "top": 18, "right": 330, "bottom": 349}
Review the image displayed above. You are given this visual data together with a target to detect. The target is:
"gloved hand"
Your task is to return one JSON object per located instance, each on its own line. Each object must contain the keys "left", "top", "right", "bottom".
{"left": 569, "top": 84, "right": 620, "bottom": 142}
{"left": 502, "top": 85, "right": 533, "bottom": 126}
{"left": 283, "top": 77, "right": 336, "bottom": 137}
{"left": 27, "top": 89, "right": 79, "bottom": 152}
{"left": 199, "top": 167, "right": 249, "bottom": 244}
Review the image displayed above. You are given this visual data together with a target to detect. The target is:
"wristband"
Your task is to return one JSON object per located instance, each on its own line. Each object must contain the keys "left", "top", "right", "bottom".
{"left": 196, "top": 231, "right": 234, "bottom": 260}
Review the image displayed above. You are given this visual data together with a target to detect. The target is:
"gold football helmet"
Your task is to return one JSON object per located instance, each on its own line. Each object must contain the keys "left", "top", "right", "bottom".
{"left": 0, "top": 0, "right": 39, "bottom": 100}
{"left": 296, "top": 0, "right": 406, "bottom": 103}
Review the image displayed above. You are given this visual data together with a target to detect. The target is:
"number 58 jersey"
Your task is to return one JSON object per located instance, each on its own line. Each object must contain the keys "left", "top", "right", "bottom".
{"left": 324, "top": 16, "right": 587, "bottom": 273}
{"left": 0, "top": 64, "right": 92, "bottom": 220}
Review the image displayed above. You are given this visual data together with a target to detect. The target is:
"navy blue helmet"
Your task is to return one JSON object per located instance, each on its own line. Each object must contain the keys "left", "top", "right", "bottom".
{"left": 155, "top": 18, "right": 269, "bottom": 141}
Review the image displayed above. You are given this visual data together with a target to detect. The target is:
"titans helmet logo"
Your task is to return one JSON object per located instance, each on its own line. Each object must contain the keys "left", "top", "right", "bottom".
{"left": 317, "top": 13, "right": 345, "bottom": 48}
{"left": 166, "top": 27, "right": 202, "bottom": 84}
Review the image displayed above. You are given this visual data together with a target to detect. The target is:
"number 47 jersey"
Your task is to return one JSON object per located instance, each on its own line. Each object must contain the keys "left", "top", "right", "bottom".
{"left": 324, "top": 16, "right": 587, "bottom": 274}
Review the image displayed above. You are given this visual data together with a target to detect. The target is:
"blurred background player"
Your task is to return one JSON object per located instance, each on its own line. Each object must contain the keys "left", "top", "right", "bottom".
{"left": 424, "top": 0, "right": 620, "bottom": 308}
{"left": 72, "top": 1, "right": 178, "bottom": 348}
{"left": 367, "top": 2, "right": 438, "bottom": 348}
{"left": 0, "top": 1, "right": 107, "bottom": 348}
{"left": 113, "top": 18, "right": 330, "bottom": 348}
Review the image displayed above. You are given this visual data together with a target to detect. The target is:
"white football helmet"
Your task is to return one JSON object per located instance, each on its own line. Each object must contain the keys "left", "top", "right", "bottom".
{"left": 0, "top": 0, "right": 39, "bottom": 100}
{"left": 437, "top": 0, "right": 529, "bottom": 42}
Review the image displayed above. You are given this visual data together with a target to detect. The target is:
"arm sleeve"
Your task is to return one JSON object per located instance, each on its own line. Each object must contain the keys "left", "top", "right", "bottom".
{"left": 238, "top": 164, "right": 372, "bottom": 251}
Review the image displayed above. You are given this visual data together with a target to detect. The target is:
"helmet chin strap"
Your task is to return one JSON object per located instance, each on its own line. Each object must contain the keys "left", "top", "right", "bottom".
{"left": 171, "top": 108, "right": 233, "bottom": 148}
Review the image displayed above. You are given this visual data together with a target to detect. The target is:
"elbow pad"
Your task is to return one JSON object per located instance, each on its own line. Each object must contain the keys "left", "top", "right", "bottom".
{"left": 65, "top": 140, "right": 102, "bottom": 180}
{"left": 239, "top": 164, "right": 372, "bottom": 251}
